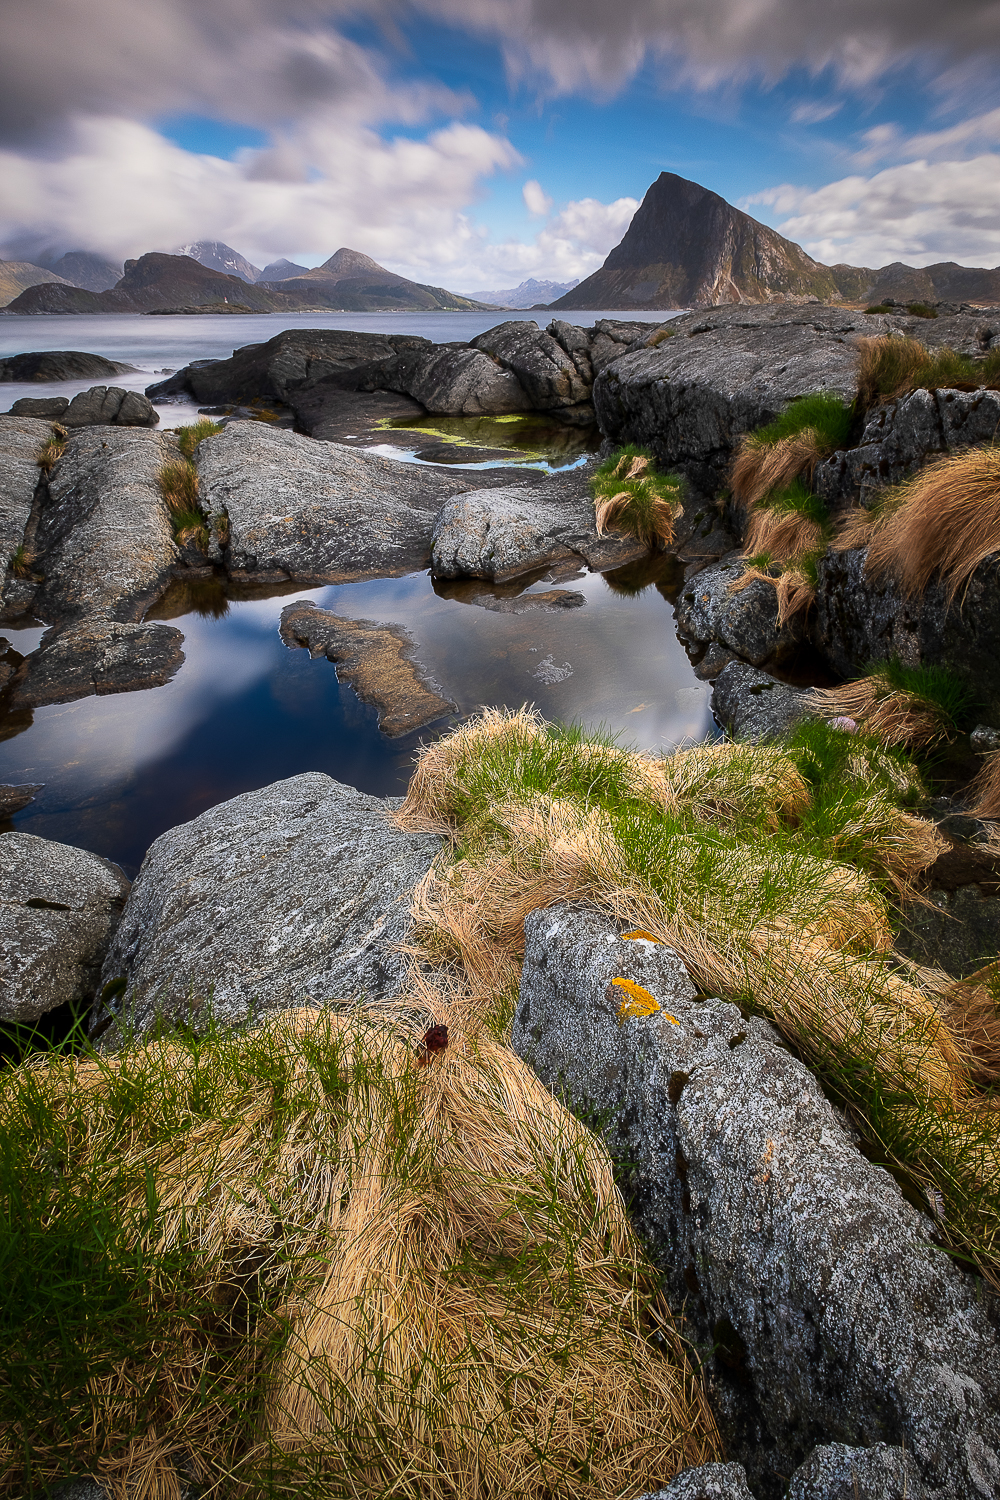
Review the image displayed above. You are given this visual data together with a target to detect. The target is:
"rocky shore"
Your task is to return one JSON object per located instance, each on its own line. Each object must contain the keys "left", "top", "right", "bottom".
{"left": 4, "top": 301, "right": 1000, "bottom": 1499}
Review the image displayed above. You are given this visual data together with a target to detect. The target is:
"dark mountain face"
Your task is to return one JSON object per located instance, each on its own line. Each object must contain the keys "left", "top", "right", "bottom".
{"left": 552, "top": 173, "right": 839, "bottom": 311}
{"left": 259, "top": 258, "right": 309, "bottom": 281}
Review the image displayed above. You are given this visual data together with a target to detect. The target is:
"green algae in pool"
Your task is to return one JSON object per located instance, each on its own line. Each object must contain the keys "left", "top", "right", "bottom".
{"left": 377, "top": 411, "right": 597, "bottom": 469}
{"left": 0, "top": 558, "right": 713, "bottom": 876}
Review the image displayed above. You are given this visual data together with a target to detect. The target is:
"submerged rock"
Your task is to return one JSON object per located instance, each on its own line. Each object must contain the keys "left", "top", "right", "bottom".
{"left": 430, "top": 483, "right": 644, "bottom": 581}
{"left": 512, "top": 905, "right": 1000, "bottom": 1500}
{"left": 1, "top": 831, "right": 130, "bottom": 1023}
{"left": 0, "top": 782, "right": 43, "bottom": 816}
{"left": 279, "top": 600, "right": 455, "bottom": 736}
{"left": 95, "top": 773, "right": 442, "bottom": 1042}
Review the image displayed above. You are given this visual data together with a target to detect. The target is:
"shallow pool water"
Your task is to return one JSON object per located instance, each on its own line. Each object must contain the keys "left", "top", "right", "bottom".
{"left": 0, "top": 559, "right": 713, "bottom": 875}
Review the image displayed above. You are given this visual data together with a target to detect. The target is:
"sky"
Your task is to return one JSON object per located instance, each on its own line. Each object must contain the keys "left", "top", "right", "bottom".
{"left": 1, "top": 0, "right": 999, "bottom": 292}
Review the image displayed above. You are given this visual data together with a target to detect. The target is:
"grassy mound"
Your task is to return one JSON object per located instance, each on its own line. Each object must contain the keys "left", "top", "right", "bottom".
{"left": 590, "top": 447, "right": 683, "bottom": 549}
{"left": 0, "top": 1005, "right": 716, "bottom": 1498}
{"left": 397, "top": 709, "right": 1000, "bottom": 1287}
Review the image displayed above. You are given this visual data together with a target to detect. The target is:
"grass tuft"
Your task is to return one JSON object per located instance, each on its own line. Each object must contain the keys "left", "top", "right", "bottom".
{"left": 856, "top": 336, "right": 1000, "bottom": 411}
{"left": 590, "top": 447, "right": 682, "bottom": 550}
{"left": 0, "top": 1005, "right": 717, "bottom": 1497}
{"left": 177, "top": 418, "right": 224, "bottom": 460}
{"left": 730, "top": 394, "right": 853, "bottom": 515}
{"left": 805, "top": 659, "right": 974, "bottom": 751}
{"left": 157, "top": 458, "right": 211, "bottom": 551}
{"left": 863, "top": 445, "right": 1000, "bottom": 603}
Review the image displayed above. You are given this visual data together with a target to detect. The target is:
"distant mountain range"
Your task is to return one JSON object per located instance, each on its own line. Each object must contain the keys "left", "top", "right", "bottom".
{"left": 1, "top": 248, "right": 494, "bottom": 315}
{"left": 465, "top": 277, "right": 580, "bottom": 309}
{"left": 4, "top": 192, "right": 999, "bottom": 316}
{"left": 551, "top": 172, "right": 1000, "bottom": 310}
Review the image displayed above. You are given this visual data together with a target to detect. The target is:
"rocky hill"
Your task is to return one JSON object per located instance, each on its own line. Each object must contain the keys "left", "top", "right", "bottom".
{"left": 552, "top": 173, "right": 841, "bottom": 310}
{"left": 0, "top": 259, "right": 74, "bottom": 307}
{"left": 2, "top": 253, "right": 303, "bottom": 314}
{"left": 551, "top": 172, "right": 1000, "bottom": 311}
{"left": 263, "top": 246, "right": 493, "bottom": 311}
{"left": 176, "top": 240, "right": 262, "bottom": 283}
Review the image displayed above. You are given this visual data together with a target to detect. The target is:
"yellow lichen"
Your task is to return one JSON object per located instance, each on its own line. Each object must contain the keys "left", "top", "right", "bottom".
{"left": 623, "top": 929, "right": 661, "bottom": 943}
{"left": 611, "top": 976, "right": 678, "bottom": 1026}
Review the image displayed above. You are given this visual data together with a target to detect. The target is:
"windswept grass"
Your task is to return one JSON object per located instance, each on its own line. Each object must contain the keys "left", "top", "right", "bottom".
{"left": 0, "top": 1006, "right": 717, "bottom": 1498}
{"left": 742, "top": 480, "right": 832, "bottom": 563}
{"left": 968, "top": 749, "right": 1000, "bottom": 819}
{"left": 35, "top": 424, "right": 68, "bottom": 473}
{"left": 863, "top": 445, "right": 1000, "bottom": 603}
{"left": 396, "top": 708, "right": 1000, "bottom": 1286}
{"left": 856, "top": 335, "right": 1000, "bottom": 410}
{"left": 590, "top": 447, "right": 682, "bottom": 550}
{"left": 805, "top": 659, "right": 975, "bottom": 751}
{"left": 730, "top": 394, "right": 853, "bottom": 514}
{"left": 177, "top": 417, "right": 224, "bottom": 460}
{"left": 157, "top": 458, "right": 210, "bottom": 551}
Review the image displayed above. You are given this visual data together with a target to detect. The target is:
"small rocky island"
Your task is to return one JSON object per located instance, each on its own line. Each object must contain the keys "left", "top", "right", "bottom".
{"left": 3, "top": 303, "right": 1000, "bottom": 1500}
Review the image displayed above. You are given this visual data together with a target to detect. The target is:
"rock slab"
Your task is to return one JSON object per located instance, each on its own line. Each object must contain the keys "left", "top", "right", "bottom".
{"left": 675, "top": 554, "right": 802, "bottom": 668}
{"left": 511, "top": 904, "right": 1000, "bottom": 1500}
{"left": 1, "top": 831, "right": 130, "bottom": 1023}
{"left": 711, "top": 661, "right": 810, "bottom": 740}
{"left": 0, "top": 414, "right": 49, "bottom": 614}
{"left": 97, "top": 773, "right": 442, "bottom": 1041}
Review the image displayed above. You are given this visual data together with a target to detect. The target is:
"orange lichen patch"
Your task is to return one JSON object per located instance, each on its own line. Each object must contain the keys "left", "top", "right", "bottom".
{"left": 623, "top": 929, "right": 661, "bottom": 943}
{"left": 611, "top": 977, "right": 677, "bottom": 1026}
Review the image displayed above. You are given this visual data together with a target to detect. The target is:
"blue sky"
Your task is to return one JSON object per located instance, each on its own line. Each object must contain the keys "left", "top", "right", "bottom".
{"left": 2, "top": 1, "right": 999, "bottom": 288}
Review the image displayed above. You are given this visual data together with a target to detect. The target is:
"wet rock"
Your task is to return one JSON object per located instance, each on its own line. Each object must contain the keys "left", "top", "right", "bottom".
{"left": 816, "top": 387, "right": 1000, "bottom": 509}
{"left": 279, "top": 600, "right": 455, "bottom": 736}
{"left": 62, "top": 386, "right": 159, "bottom": 428}
{"left": 813, "top": 546, "right": 1000, "bottom": 721}
{"left": 196, "top": 422, "right": 471, "bottom": 582}
{"left": 393, "top": 344, "right": 534, "bottom": 416}
{"left": 29, "top": 427, "right": 178, "bottom": 626}
{"left": 1, "top": 831, "right": 130, "bottom": 1023}
{"left": 469, "top": 586, "right": 586, "bottom": 613}
{"left": 0, "top": 414, "right": 48, "bottom": 616}
{"left": 470, "top": 321, "right": 592, "bottom": 411}
{"left": 675, "top": 554, "right": 803, "bottom": 667}
{"left": 0, "top": 782, "right": 42, "bottom": 816}
{"left": 0, "top": 350, "right": 135, "bottom": 383}
{"left": 95, "top": 773, "right": 442, "bottom": 1042}
{"left": 8, "top": 395, "right": 69, "bottom": 418}
{"left": 711, "top": 661, "right": 810, "bottom": 740}
{"left": 430, "top": 485, "right": 644, "bottom": 581}
{"left": 640, "top": 1464, "right": 754, "bottom": 1500}
{"left": 7, "top": 619, "right": 185, "bottom": 709}
{"left": 512, "top": 905, "right": 1000, "bottom": 1500}
{"left": 593, "top": 305, "right": 863, "bottom": 500}
{"left": 895, "top": 884, "right": 1000, "bottom": 979}
{"left": 786, "top": 1443, "right": 926, "bottom": 1500}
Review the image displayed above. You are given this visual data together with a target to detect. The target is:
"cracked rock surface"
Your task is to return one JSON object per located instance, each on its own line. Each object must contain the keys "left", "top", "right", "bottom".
{"left": 512, "top": 904, "right": 1000, "bottom": 1500}
{"left": 1, "top": 831, "right": 130, "bottom": 1022}
{"left": 95, "top": 773, "right": 441, "bottom": 1043}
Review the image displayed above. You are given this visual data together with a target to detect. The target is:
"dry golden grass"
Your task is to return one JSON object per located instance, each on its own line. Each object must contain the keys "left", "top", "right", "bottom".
{"left": 728, "top": 562, "right": 817, "bottom": 628}
{"left": 35, "top": 434, "right": 67, "bottom": 472}
{"left": 855, "top": 335, "right": 932, "bottom": 410}
{"left": 1, "top": 1006, "right": 717, "bottom": 1499}
{"left": 730, "top": 431, "right": 825, "bottom": 511}
{"left": 659, "top": 741, "right": 812, "bottom": 831}
{"left": 742, "top": 504, "right": 826, "bottom": 563}
{"left": 968, "top": 749, "right": 1000, "bottom": 819}
{"left": 157, "top": 458, "right": 200, "bottom": 516}
{"left": 832, "top": 507, "right": 876, "bottom": 552}
{"left": 864, "top": 446, "right": 1000, "bottom": 603}
{"left": 592, "top": 453, "right": 680, "bottom": 549}
{"left": 805, "top": 676, "right": 953, "bottom": 751}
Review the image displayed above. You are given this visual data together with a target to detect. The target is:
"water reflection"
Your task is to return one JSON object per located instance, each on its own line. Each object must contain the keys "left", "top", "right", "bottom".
{"left": 0, "top": 563, "right": 713, "bottom": 873}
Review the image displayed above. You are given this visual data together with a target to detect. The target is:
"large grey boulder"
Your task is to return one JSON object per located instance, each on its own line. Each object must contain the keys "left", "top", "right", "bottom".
{"left": 1, "top": 831, "right": 130, "bottom": 1022}
{"left": 471, "top": 321, "right": 593, "bottom": 414}
{"left": 393, "top": 344, "right": 534, "bottom": 416}
{"left": 196, "top": 422, "right": 472, "bottom": 582}
{"left": 593, "top": 305, "right": 864, "bottom": 499}
{"left": 430, "top": 484, "right": 644, "bottom": 581}
{"left": 816, "top": 387, "right": 1000, "bottom": 509}
{"left": 62, "top": 386, "right": 159, "bottom": 428}
{"left": 786, "top": 1444, "right": 927, "bottom": 1500}
{"left": 640, "top": 1463, "right": 754, "bottom": 1500}
{"left": 813, "top": 545, "right": 1000, "bottom": 721}
{"left": 675, "top": 554, "right": 803, "bottom": 668}
{"left": 8, "top": 395, "right": 69, "bottom": 418}
{"left": 0, "top": 414, "right": 48, "bottom": 614}
{"left": 711, "top": 660, "right": 810, "bottom": 740}
{"left": 512, "top": 905, "right": 1000, "bottom": 1500}
{"left": 96, "top": 773, "right": 441, "bottom": 1042}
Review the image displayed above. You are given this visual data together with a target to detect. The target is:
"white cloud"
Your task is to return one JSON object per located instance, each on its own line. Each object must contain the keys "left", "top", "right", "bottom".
{"left": 0, "top": 115, "right": 521, "bottom": 268}
{"left": 790, "top": 100, "right": 843, "bottom": 125}
{"left": 522, "top": 178, "right": 552, "bottom": 215}
{"left": 757, "top": 155, "right": 1000, "bottom": 268}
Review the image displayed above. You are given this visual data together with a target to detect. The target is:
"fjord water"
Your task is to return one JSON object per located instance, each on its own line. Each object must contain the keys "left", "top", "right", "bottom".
{"left": 0, "top": 308, "right": 706, "bottom": 873}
